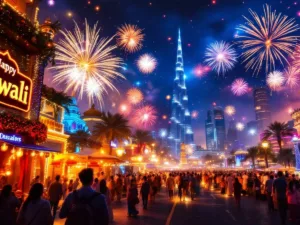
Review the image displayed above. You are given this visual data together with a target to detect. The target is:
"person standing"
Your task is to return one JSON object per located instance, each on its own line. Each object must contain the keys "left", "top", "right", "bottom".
{"left": 59, "top": 168, "right": 109, "bottom": 225}
{"left": 189, "top": 174, "right": 197, "bottom": 200}
{"left": 242, "top": 173, "right": 248, "bottom": 194}
{"left": 254, "top": 175, "right": 261, "bottom": 200}
{"left": 116, "top": 174, "right": 123, "bottom": 202}
{"left": 273, "top": 171, "right": 288, "bottom": 225}
{"left": 287, "top": 181, "right": 298, "bottom": 223}
{"left": 48, "top": 175, "right": 63, "bottom": 219}
{"left": 140, "top": 176, "right": 150, "bottom": 209}
{"left": 233, "top": 178, "right": 242, "bottom": 209}
{"left": 68, "top": 179, "right": 74, "bottom": 193}
{"left": 17, "top": 183, "right": 52, "bottom": 225}
{"left": 265, "top": 175, "right": 275, "bottom": 211}
{"left": 72, "top": 178, "right": 80, "bottom": 191}
{"left": 0, "top": 184, "right": 20, "bottom": 225}
{"left": 100, "top": 179, "right": 113, "bottom": 223}
{"left": 127, "top": 179, "right": 139, "bottom": 217}
{"left": 226, "top": 175, "right": 234, "bottom": 196}
{"left": 166, "top": 174, "right": 175, "bottom": 200}
{"left": 107, "top": 176, "right": 116, "bottom": 202}
{"left": 62, "top": 178, "right": 68, "bottom": 200}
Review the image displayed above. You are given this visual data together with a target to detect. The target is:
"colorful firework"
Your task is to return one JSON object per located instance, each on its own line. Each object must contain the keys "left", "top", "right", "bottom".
{"left": 267, "top": 70, "right": 285, "bottom": 91}
{"left": 116, "top": 24, "right": 144, "bottom": 53}
{"left": 237, "top": 4, "right": 299, "bottom": 74}
{"left": 231, "top": 78, "right": 249, "bottom": 96}
{"left": 191, "top": 110, "right": 199, "bottom": 119}
{"left": 127, "top": 88, "right": 143, "bottom": 105}
{"left": 193, "top": 64, "right": 211, "bottom": 77}
{"left": 284, "top": 66, "right": 300, "bottom": 88}
{"left": 52, "top": 20, "right": 124, "bottom": 106}
{"left": 133, "top": 105, "right": 157, "bottom": 128}
{"left": 119, "top": 103, "right": 131, "bottom": 115}
{"left": 225, "top": 105, "right": 236, "bottom": 116}
{"left": 236, "top": 122, "right": 245, "bottom": 131}
{"left": 166, "top": 95, "right": 171, "bottom": 100}
{"left": 204, "top": 41, "right": 237, "bottom": 75}
{"left": 159, "top": 129, "right": 168, "bottom": 138}
{"left": 137, "top": 54, "right": 157, "bottom": 74}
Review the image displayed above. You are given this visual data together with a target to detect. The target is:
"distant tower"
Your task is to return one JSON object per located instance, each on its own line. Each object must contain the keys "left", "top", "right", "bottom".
{"left": 179, "top": 143, "right": 188, "bottom": 165}
{"left": 168, "top": 29, "right": 194, "bottom": 157}
{"left": 82, "top": 104, "right": 102, "bottom": 132}
{"left": 205, "top": 106, "right": 226, "bottom": 151}
{"left": 253, "top": 87, "right": 272, "bottom": 133}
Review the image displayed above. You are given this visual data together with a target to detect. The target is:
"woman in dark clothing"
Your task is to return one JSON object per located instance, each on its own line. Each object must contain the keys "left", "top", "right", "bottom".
{"left": 127, "top": 179, "right": 139, "bottom": 217}
{"left": 233, "top": 178, "right": 242, "bottom": 209}
{"left": 254, "top": 176, "right": 261, "bottom": 200}
{"left": 0, "top": 184, "right": 20, "bottom": 225}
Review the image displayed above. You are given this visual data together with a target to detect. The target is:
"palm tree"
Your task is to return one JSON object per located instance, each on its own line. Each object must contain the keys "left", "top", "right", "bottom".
{"left": 245, "top": 147, "right": 259, "bottom": 169}
{"left": 67, "top": 130, "right": 91, "bottom": 153}
{"left": 258, "top": 146, "right": 274, "bottom": 168}
{"left": 132, "top": 130, "right": 154, "bottom": 154}
{"left": 93, "top": 112, "right": 131, "bottom": 155}
{"left": 277, "top": 148, "right": 294, "bottom": 167}
{"left": 262, "top": 121, "right": 294, "bottom": 151}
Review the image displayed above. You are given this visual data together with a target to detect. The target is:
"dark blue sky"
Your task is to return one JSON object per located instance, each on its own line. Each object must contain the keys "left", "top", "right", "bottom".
{"left": 41, "top": 0, "right": 300, "bottom": 146}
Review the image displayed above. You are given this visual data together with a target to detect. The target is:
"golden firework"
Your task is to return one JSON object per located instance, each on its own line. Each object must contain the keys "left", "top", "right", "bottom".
{"left": 117, "top": 24, "right": 144, "bottom": 53}
{"left": 127, "top": 88, "right": 143, "bottom": 105}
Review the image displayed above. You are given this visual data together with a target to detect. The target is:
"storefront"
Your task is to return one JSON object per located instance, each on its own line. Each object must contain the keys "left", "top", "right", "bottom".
{"left": 0, "top": 0, "right": 56, "bottom": 192}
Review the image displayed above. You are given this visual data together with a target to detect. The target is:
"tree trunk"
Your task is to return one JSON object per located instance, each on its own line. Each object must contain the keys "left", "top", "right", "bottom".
{"left": 277, "top": 136, "right": 282, "bottom": 151}
{"left": 252, "top": 158, "right": 255, "bottom": 169}
{"left": 265, "top": 151, "right": 269, "bottom": 168}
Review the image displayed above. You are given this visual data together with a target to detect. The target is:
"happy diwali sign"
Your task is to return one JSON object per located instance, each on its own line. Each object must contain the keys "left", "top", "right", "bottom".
{"left": 0, "top": 51, "right": 32, "bottom": 112}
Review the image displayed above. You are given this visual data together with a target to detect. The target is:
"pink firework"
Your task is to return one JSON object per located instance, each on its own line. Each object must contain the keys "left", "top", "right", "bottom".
{"left": 284, "top": 66, "right": 300, "bottom": 88}
{"left": 231, "top": 78, "right": 249, "bottom": 96}
{"left": 119, "top": 103, "right": 131, "bottom": 116}
{"left": 191, "top": 110, "right": 199, "bottom": 119}
{"left": 193, "top": 65, "right": 211, "bottom": 77}
{"left": 267, "top": 70, "right": 285, "bottom": 91}
{"left": 133, "top": 105, "right": 157, "bottom": 128}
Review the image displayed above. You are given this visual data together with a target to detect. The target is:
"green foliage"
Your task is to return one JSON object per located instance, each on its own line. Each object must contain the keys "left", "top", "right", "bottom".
{"left": 277, "top": 148, "right": 295, "bottom": 167}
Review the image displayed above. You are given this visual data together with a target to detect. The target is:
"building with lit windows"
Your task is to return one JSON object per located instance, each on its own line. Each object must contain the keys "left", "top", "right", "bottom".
{"left": 253, "top": 87, "right": 272, "bottom": 133}
{"left": 168, "top": 29, "right": 194, "bottom": 157}
{"left": 205, "top": 106, "right": 226, "bottom": 151}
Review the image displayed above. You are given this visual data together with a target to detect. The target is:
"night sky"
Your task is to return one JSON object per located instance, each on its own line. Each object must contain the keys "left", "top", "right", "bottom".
{"left": 41, "top": 0, "right": 300, "bottom": 147}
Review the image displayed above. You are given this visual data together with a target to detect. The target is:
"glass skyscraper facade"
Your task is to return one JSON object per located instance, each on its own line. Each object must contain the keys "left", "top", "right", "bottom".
{"left": 253, "top": 87, "right": 271, "bottom": 133}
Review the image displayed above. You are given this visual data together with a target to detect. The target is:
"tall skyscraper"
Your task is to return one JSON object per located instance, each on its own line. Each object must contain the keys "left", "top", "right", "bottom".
{"left": 253, "top": 87, "right": 271, "bottom": 133}
{"left": 168, "top": 29, "right": 194, "bottom": 157}
{"left": 205, "top": 106, "right": 226, "bottom": 151}
{"left": 227, "top": 119, "right": 238, "bottom": 149}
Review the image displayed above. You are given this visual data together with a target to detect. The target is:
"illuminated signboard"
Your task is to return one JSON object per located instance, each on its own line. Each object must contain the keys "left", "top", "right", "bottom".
{"left": 4, "top": 0, "right": 27, "bottom": 14}
{"left": 0, "top": 133, "right": 22, "bottom": 143}
{"left": 0, "top": 51, "right": 32, "bottom": 112}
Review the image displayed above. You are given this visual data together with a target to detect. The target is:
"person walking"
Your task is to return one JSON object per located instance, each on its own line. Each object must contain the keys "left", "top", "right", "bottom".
{"left": 17, "top": 183, "right": 52, "bottom": 225}
{"left": 254, "top": 175, "right": 261, "bottom": 200}
{"left": 68, "top": 179, "right": 74, "bottom": 193}
{"left": 140, "top": 176, "right": 150, "bottom": 209}
{"left": 273, "top": 171, "right": 288, "bottom": 225}
{"left": 62, "top": 178, "right": 68, "bottom": 200}
{"left": 100, "top": 179, "right": 113, "bottom": 223}
{"left": 265, "top": 175, "right": 275, "bottom": 211}
{"left": 107, "top": 176, "right": 116, "bottom": 202}
{"left": 189, "top": 174, "right": 197, "bottom": 200}
{"left": 226, "top": 175, "right": 234, "bottom": 196}
{"left": 0, "top": 184, "right": 20, "bottom": 225}
{"left": 116, "top": 174, "right": 123, "bottom": 202}
{"left": 166, "top": 174, "right": 175, "bottom": 200}
{"left": 233, "top": 178, "right": 242, "bottom": 209}
{"left": 48, "top": 175, "right": 63, "bottom": 219}
{"left": 127, "top": 179, "right": 139, "bottom": 217}
{"left": 59, "top": 168, "right": 109, "bottom": 225}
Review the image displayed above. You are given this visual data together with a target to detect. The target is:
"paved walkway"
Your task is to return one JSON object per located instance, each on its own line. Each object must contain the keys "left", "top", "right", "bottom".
{"left": 55, "top": 188, "right": 297, "bottom": 225}
{"left": 54, "top": 189, "right": 173, "bottom": 225}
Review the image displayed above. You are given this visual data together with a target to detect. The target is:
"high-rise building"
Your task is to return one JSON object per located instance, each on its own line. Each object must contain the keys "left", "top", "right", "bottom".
{"left": 227, "top": 119, "right": 238, "bottom": 149}
{"left": 253, "top": 87, "right": 272, "bottom": 133}
{"left": 168, "top": 29, "right": 194, "bottom": 157}
{"left": 205, "top": 106, "right": 226, "bottom": 151}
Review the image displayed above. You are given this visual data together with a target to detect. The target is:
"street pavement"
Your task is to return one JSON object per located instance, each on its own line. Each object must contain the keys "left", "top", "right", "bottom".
{"left": 55, "top": 188, "right": 295, "bottom": 225}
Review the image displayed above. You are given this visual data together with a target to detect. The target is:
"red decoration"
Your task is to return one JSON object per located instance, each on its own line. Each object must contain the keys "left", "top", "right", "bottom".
{"left": 0, "top": 111, "right": 47, "bottom": 143}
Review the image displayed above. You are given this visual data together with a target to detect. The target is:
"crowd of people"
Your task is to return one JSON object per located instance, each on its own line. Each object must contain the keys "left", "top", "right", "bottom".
{"left": 0, "top": 169, "right": 300, "bottom": 225}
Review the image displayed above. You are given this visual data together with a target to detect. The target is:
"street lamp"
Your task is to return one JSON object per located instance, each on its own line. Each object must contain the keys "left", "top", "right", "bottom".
{"left": 261, "top": 141, "right": 269, "bottom": 168}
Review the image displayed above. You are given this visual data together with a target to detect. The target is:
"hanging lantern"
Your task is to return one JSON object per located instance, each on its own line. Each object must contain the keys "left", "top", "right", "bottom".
{"left": 39, "top": 152, "right": 44, "bottom": 157}
{"left": 31, "top": 151, "right": 36, "bottom": 157}
{"left": 1, "top": 143, "right": 8, "bottom": 152}
{"left": 5, "top": 171, "right": 11, "bottom": 176}
{"left": 16, "top": 149, "right": 23, "bottom": 157}
{"left": 45, "top": 152, "right": 50, "bottom": 158}
{"left": 11, "top": 147, "right": 16, "bottom": 154}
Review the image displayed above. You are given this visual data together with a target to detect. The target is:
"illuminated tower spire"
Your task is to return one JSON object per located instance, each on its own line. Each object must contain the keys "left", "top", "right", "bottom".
{"left": 169, "top": 29, "right": 194, "bottom": 157}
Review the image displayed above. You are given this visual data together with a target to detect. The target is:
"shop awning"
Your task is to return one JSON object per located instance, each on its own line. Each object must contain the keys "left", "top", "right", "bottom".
{"left": 0, "top": 140, "right": 58, "bottom": 152}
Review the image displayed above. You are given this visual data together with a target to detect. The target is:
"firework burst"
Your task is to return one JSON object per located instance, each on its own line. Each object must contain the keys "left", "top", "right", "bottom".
{"left": 119, "top": 103, "right": 131, "bottom": 116}
{"left": 236, "top": 122, "right": 245, "bottom": 131}
{"left": 117, "top": 24, "right": 144, "bottom": 53}
{"left": 193, "top": 64, "right": 211, "bottom": 77}
{"left": 159, "top": 129, "right": 167, "bottom": 138}
{"left": 133, "top": 105, "right": 157, "bottom": 128}
{"left": 267, "top": 70, "right": 285, "bottom": 91}
{"left": 191, "top": 110, "right": 199, "bottom": 119}
{"left": 231, "top": 78, "right": 249, "bottom": 96}
{"left": 284, "top": 66, "right": 300, "bottom": 88}
{"left": 204, "top": 41, "right": 237, "bottom": 75}
{"left": 137, "top": 54, "right": 157, "bottom": 74}
{"left": 237, "top": 4, "right": 299, "bottom": 74}
{"left": 127, "top": 88, "right": 143, "bottom": 105}
{"left": 225, "top": 105, "right": 236, "bottom": 116}
{"left": 52, "top": 20, "right": 124, "bottom": 106}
